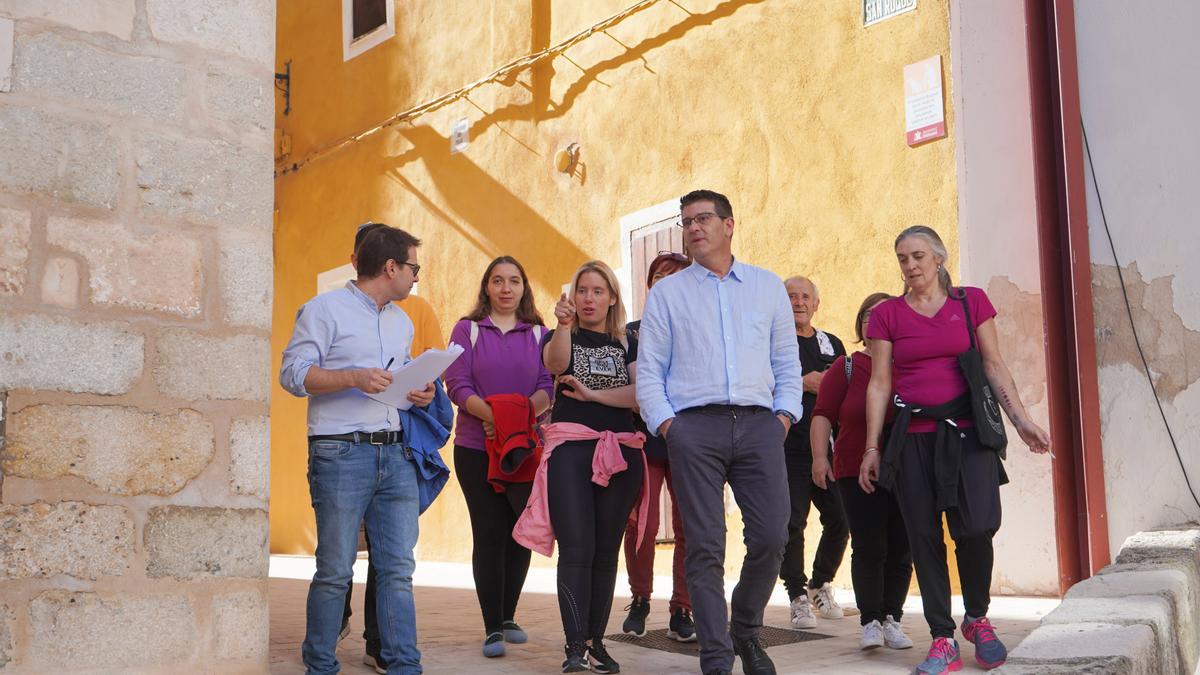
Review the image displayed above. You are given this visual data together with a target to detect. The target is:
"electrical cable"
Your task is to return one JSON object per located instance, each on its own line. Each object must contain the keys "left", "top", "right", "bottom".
{"left": 276, "top": 0, "right": 667, "bottom": 176}
{"left": 1081, "top": 119, "right": 1200, "bottom": 513}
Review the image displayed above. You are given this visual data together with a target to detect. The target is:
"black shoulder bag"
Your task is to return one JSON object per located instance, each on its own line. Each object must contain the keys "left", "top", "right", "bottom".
{"left": 955, "top": 289, "right": 1008, "bottom": 457}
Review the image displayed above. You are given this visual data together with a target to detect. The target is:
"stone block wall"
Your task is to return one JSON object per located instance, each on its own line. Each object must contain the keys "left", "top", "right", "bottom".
{"left": 0, "top": 1, "right": 275, "bottom": 672}
{"left": 997, "top": 528, "right": 1200, "bottom": 675}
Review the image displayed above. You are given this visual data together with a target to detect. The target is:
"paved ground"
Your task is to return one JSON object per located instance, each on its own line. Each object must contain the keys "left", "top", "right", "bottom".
{"left": 269, "top": 556, "right": 1057, "bottom": 674}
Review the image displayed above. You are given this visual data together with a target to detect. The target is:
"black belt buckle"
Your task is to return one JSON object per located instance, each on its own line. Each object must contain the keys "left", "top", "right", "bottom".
{"left": 366, "top": 431, "right": 389, "bottom": 445}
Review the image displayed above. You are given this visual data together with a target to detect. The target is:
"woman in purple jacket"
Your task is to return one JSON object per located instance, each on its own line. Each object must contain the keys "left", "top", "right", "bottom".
{"left": 444, "top": 256, "right": 554, "bottom": 659}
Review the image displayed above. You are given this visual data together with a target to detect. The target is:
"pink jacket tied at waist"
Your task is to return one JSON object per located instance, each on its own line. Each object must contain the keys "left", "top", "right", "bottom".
{"left": 512, "top": 422, "right": 649, "bottom": 557}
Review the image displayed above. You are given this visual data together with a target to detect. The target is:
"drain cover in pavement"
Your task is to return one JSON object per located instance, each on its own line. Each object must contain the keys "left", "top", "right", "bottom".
{"left": 605, "top": 625, "right": 834, "bottom": 656}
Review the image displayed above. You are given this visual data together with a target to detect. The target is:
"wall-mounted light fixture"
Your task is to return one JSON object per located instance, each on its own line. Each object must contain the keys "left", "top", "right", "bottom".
{"left": 555, "top": 142, "right": 581, "bottom": 174}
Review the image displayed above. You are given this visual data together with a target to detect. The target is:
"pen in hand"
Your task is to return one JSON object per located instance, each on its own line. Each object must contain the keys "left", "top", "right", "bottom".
{"left": 385, "top": 357, "right": 395, "bottom": 370}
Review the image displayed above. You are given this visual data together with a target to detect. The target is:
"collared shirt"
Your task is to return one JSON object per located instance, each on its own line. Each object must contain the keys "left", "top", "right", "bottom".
{"left": 279, "top": 281, "right": 414, "bottom": 435}
{"left": 636, "top": 259, "right": 804, "bottom": 436}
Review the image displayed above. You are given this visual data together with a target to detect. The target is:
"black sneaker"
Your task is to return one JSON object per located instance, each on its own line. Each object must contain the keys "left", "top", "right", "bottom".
{"left": 667, "top": 607, "right": 697, "bottom": 642}
{"left": 621, "top": 596, "right": 650, "bottom": 637}
{"left": 562, "top": 640, "right": 589, "bottom": 673}
{"left": 482, "top": 631, "right": 506, "bottom": 658}
{"left": 502, "top": 619, "right": 528, "bottom": 644}
{"left": 587, "top": 639, "right": 620, "bottom": 674}
{"left": 731, "top": 633, "right": 776, "bottom": 675}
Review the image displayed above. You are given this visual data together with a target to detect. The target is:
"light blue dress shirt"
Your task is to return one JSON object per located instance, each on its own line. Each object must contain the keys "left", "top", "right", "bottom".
{"left": 279, "top": 281, "right": 414, "bottom": 435}
{"left": 636, "top": 259, "right": 803, "bottom": 436}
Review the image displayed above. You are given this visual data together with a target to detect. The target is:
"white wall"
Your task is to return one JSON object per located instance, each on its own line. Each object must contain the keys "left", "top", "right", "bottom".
{"left": 1074, "top": 0, "right": 1200, "bottom": 554}
{"left": 949, "top": 0, "right": 1059, "bottom": 594}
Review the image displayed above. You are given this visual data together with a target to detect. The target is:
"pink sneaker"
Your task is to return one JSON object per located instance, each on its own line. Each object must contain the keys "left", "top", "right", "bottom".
{"left": 913, "top": 637, "right": 963, "bottom": 674}
{"left": 960, "top": 616, "right": 1007, "bottom": 669}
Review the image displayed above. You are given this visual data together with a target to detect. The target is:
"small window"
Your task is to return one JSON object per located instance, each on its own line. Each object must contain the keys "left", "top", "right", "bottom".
{"left": 342, "top": 0, "right": 395, "bottom": 61}
{"left": 352, "top": 0, "right": 387, "bottom": 39}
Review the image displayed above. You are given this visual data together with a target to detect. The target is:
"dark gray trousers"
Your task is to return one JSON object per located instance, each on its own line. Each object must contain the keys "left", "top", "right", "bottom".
{"left": 667, "top": 406, "right": 790, "bottom": 673}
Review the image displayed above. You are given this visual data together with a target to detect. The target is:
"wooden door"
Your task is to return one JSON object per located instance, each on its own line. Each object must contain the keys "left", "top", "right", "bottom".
{"left": 628, "top": 219, "right": 685, "bottom": 542}
{"left": 629, "top": 222, "right": 685, "bottom": 320}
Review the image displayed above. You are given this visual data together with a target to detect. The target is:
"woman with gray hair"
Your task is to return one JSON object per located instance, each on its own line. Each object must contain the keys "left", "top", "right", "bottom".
{"left": 859, "top": 226, "right": 1050, "bottom": 675}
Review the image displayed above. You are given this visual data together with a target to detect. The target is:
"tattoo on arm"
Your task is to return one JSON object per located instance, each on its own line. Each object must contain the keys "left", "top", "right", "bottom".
{"left": 995, "top": 383, "right": 1021, "bottom": 425}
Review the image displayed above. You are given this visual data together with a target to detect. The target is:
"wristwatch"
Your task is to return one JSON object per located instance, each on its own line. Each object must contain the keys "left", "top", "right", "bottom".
{"left": 774, "top": 409, "right": 798, "bottom": 425}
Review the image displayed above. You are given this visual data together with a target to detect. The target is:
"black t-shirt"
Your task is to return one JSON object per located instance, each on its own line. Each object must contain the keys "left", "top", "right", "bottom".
{"left": 545, "top": 328, "right": 638, "bottom": 433}
{"left": 625, "top": 320, "right": 666, "bottom": 461}
{"left": 785, "top": 329, "right": 847, "bottom": 452}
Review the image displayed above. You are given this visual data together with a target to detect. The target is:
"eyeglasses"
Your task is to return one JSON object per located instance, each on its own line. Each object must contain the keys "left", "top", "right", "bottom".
{"left": 654, "top": 251, "right": 690, "bottom": 263}
{"left": 394, "top": 260, "right": 421, "bottom": 276}
{"left": 676, "top": 212, "right": 723, "bottom": 229}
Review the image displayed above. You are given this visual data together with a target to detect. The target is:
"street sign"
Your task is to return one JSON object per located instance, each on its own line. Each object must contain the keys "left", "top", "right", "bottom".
{"left": 864, "top": 0, "right": 916, "bottom": 27}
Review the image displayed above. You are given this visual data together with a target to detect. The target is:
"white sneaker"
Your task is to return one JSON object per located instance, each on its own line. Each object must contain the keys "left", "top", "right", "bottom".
{"left": 789, "top": 595, "right": 817, "bottom": 629}
{"left": 363, "top": 653, "right": 386, "bottom": 674}
{"left": 882, "top": 615, "right": 914, "bottom": 649}
{"left": 860, "top": 620, "right": 884, "bottom": 650}
{"left": 807, "top": 583, "right": 845, "bottom": 619}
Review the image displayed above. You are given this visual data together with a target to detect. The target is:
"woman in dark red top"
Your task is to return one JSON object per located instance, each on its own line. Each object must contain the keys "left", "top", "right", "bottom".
{"left": 860, "top": 226, "right": 1050, "bottom": 675}
{"left": 811, "top": 292, "right": 912, "bottom": 652}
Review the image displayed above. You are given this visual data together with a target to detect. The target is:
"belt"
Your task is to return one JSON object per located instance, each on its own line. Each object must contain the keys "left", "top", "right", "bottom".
{"left": 681, "top": 404, "right": 769, "bottom": 415}
{"left": 308, "top": 430, "right": 403, "bottom": 445}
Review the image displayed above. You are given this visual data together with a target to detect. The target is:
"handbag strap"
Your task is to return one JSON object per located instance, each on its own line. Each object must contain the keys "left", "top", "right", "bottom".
{"left": 956, "top": 288, "right": 977, "bottom": 350}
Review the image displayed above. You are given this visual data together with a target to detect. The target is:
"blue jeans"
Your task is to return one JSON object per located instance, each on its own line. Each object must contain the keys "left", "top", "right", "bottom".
{"left": 302, "top": 440, "right": 422, "bottom": 675}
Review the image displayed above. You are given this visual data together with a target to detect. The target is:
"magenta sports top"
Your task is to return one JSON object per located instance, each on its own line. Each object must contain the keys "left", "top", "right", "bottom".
{"left": 866, "top": 286, "right": 997, "bottom": 433}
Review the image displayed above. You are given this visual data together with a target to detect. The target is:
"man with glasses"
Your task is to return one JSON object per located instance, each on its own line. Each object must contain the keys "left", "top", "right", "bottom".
{"left": 637, "top": 190, "right": 803, "bottom": 675}
{"left": 280, "top": 224, "right": 434, "bottom": 675}
{"left": 342, "top": 222, "right": 447, "bottom": 673}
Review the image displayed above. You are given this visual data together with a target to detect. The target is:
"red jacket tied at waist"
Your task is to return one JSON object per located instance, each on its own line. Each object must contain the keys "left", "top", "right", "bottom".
{"left": 484, "top": 393, "right": 542, "bottom": 491}
{"left": 512, "top": 422, "right": 648, "bottom": 557}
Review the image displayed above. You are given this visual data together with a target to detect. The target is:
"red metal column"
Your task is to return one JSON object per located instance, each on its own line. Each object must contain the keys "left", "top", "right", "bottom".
{"left": 1024, "top": 0, "right": 1111, "bottom": 592}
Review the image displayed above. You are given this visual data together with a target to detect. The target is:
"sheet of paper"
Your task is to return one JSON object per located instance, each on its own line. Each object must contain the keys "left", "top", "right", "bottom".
{"left": 366, "top": 343, "right": 464, "bottom": 410}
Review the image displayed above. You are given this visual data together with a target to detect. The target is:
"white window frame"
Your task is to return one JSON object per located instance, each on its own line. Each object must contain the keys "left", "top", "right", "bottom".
{"left": 342, "top": 0, "right": 396, "bottom": 62}
{"left": 617, "top": 198, "right": 680, "bottom": 320}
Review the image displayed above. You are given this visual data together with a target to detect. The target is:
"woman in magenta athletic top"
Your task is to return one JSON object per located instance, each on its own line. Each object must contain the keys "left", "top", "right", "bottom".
{"left": 859, "top": 226, "right": 1050, "bottom": 675}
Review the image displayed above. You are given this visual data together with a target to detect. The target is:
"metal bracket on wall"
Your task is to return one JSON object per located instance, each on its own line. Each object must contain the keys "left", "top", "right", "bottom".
{"left": 275, "top": 59, "right": 292, "bottom": 116}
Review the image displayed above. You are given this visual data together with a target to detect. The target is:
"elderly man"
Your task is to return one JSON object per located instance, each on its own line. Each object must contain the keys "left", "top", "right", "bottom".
{"left": 777, "top": 276, "right": 849, "bottom": 630}
{"left": 637, "top": 190, "right": 803, "bottom": 675}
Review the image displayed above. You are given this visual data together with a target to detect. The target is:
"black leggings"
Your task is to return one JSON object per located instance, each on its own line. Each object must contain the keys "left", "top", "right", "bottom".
{"left": 548, "top": 440, "right": 644, "bottom": 643}
{"left": 455, "top": 445, "right": 534, "bottom": 634}
{"left": 838, "top": 477, "right": 912, "bottom": 625}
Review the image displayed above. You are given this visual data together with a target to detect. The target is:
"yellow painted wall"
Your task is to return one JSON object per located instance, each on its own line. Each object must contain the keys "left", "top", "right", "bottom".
{"left": 272, "top": 0, "right": 960, "bottom": 589}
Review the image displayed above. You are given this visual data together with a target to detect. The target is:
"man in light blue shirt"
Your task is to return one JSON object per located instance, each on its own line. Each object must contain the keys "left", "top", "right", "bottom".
{"left": 280, "top": 224, "right": 434, "bottom": 675}
{"left": 637, "top": 189, "right": 803, "bottom": 675}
